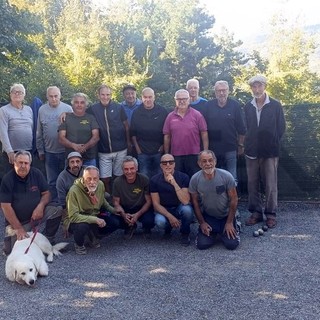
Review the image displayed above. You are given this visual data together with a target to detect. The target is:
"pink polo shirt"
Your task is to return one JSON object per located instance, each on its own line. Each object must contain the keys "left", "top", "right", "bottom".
{"left": 163, "top": 107, "right": 207, "bottom": 156}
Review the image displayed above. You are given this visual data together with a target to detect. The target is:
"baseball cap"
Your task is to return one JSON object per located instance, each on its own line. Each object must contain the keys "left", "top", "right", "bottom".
{"left": 122, "top": 84, "right": 136, "bottom": 93}
{"left": 248, "top": 75, "right": 267, "bottom": 86}
{"left": 67, "top": 152, "right": 82, "bottom": 160}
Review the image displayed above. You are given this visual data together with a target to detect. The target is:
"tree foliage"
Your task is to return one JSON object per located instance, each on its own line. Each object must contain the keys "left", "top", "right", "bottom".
{"left": 0, "top": 0, "right": 319, "bottom": 107}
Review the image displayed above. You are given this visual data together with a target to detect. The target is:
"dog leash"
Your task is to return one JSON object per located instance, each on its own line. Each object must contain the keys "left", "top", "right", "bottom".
{"left": 24, "top": 219, "right": 42, "bottom": 254}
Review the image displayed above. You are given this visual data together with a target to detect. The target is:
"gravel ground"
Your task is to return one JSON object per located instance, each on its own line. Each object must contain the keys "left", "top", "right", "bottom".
{"left": 0, "top": 201, "right": 319, "bottom": 320}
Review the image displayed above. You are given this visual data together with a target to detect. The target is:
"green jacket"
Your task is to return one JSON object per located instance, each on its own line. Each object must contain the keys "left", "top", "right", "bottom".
{"left": 65, "top": 177, "right": 115, "bottom": 229}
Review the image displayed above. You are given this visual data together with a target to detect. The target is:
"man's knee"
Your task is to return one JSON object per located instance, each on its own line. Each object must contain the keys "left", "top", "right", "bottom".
{"left": 196, "top": 231, "right": 215, "bottom": 250}
{"left": 222, "top": 236, "right": 240, "bottom": 250}
{"left": 180, "top": 205, "right": 194, "bottom": 222}
{"left": 155, "top": 214, "right": 167, "bottom": 229}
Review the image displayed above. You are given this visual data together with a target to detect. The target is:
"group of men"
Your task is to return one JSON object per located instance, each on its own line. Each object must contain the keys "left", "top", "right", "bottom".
{"left": 0, "top": 74, "right": 286, "bottom": 255}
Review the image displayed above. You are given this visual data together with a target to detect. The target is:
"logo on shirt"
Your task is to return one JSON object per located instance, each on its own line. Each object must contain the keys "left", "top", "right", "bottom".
{"left": 132, "top": 188, "right": 142, "bottom": 194}
{"left": 30, "top": 186, "right": 40, "bottom": 192}
{"left": 80, "top": 120, "right": 89, "bottom": 125}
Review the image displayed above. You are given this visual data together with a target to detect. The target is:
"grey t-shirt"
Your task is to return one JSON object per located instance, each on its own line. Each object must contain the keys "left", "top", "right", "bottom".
{"left": 36, "top": 102, "right": 73, "bottom": 154}
{"left": 189, "top": 168, "right": 236, "bottom": 219}
{"left": 0, "top": 103, "right": 33, "bottom": 153}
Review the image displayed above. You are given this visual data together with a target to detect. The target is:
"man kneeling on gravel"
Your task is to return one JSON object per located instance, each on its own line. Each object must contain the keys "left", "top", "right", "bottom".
{"left": 189, "top": 150, "right": 240, "bottom": 250}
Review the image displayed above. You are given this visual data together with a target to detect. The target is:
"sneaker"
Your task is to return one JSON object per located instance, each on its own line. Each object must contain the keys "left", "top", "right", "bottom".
{"left": 180, "top": 233, "right": 190, "bottom": 246}
{"left": 162, "top": 229, "right": 172, "bottom": 240}
{"left": 89, "top": 238, "right": 101, "bottom": 248}
{"left": 74, "top": 244, "right": 87, "bottom": 255}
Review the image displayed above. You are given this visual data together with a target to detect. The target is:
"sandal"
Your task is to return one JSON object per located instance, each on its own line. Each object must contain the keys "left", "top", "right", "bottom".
{"left": 245, "top": 213, "right": 263, "bottom": 226}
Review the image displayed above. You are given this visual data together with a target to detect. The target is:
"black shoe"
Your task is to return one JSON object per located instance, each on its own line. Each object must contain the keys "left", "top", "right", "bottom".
{"left": 180, "top": 234, "right": 190, "bottom": 246}
{"left": 143, "top": 229, "right": 152, "bottom": 240}
{"left": 162, "top": 228, "right": 172, "bottom": 240}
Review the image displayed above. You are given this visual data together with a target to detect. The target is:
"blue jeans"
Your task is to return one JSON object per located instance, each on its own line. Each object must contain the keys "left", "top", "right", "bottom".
{"left": 83, "top": 158, "right": 97, "bottom": 167}
{"left": 196, "top": 214, "right": 240, "bottom": 250}
{"left": 155, "top": 204, "right": 194, "bottom": 234}
{"left": 137, "top": 153, "right": 161, "bottom": 178}
{"left": 216, "top": 150, "right": 237, "bottom": 184}
{"left": 45, "top": 152, "right": 66, "bottom": 203}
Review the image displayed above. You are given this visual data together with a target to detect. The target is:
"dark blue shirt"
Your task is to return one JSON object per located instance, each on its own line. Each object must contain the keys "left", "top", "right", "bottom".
{"left": 150, "top": 171, "right": 189, "bottom": 208}
{"left": 205, "top": 98, "right": 246, "bottom": 155}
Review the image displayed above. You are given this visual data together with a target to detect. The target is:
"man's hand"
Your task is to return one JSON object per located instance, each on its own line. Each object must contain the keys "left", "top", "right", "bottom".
{"left": 8, "top": 152, "right": 15, "bottom": 164}
{"left": 224, "top": 222, "right": 237, "bottom": 239}
{"left": 15, "top": 227, "right": 29, "bottom": 241}
{"left": 164, "top": 173, "right": 175, "bottom": 185}
{"left": 123, "top": 213, "right": 136, "bottom": 226}
{"left": 168, "top": 216, "right": 181, "bottom": 229}
{"left": 31, "top": 206, "right": 45, "bottom": 221}
{"left": 96, "top": 218, "right": 106, "bottom": 228}
{"left": 200, "top": 222, "right": 212, "bottom": 237}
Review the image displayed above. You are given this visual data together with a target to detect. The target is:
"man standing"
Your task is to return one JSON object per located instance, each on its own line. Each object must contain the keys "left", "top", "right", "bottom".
{"left": 189, "top": 150, "right": 240, "bottom": 250}
{"left": 113, "top": 156, "right": 154, "bottom": 238}
{"left": 58, "top": 93, "right": 100, "bottom": 166}
{"left": 163, "top": 89, "right": 208, "bottom": 178}
{"left": 0, "top": 151, "right": 62, "bottom": 255}
{"left": 87, "top": 84, "right": 131, "bottom": 194}
{"left": 120, "top": 84, "right": 142, "bottom": 125}
{"left": 36, "top": 86, "right": 73, "bottom": 202}
{"left": 150, "top": 154, "right": 194, "bottom": 246}
{"left": 130, "top": 87, "right": 168, "bottom": 178}
{"left": 0, "top": 84, "right": 33, "bottom": 168}
{"left": 244, "top": 75, "right": 286, "bottom": 228}
{"left": 205, "top": 80, "right": 246, "bottom": 183}
{"left": 186, "top": 78, "right": 207, "bottom": 116}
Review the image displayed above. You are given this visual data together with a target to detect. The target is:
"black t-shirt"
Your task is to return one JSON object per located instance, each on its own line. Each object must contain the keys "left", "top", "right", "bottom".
{"left": 0, "top": 167, "right": 49, "bottom": 225}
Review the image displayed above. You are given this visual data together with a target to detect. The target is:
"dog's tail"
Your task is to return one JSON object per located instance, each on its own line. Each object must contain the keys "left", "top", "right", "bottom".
{"left": 52, "top": 242, "right": 69, "bottom": 256}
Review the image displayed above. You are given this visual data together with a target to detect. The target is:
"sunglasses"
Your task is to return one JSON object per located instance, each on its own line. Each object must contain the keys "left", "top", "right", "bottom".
{"left": 160, "top": 160, "right": 175, "bottom": 165}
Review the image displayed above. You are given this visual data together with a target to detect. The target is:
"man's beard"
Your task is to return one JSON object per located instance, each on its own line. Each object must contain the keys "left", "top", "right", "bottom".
{"left": 86, "top": 185, "right": 97, "bottom": 193}
{"left": 203, "top": 168, "right": 215, "bottom": 175}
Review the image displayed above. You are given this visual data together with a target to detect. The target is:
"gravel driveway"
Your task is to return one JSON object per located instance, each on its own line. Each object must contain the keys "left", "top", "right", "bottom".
{"left": 0, "top": 202, "right": 319, "bottom": 320}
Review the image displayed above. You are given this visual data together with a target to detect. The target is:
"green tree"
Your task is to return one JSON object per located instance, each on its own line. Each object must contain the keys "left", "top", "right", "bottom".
{"left": 0, "top": 0, "right": 42, "bottom": 102}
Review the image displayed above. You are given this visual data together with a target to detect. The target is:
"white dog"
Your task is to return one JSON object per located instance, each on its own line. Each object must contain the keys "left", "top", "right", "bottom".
{"left": 5, "top": 232, "right": 68, "bottom": 286}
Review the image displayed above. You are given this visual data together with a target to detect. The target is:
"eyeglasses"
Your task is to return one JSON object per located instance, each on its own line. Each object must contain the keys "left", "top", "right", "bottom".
{"left": 160, "top": 160, "right": 175, "bottom": 165}
{"left": 11, "top": 91, "right": 25, "bottom": 95}
{"left": 175, "top": 98, "right": 189, "bottom": 102}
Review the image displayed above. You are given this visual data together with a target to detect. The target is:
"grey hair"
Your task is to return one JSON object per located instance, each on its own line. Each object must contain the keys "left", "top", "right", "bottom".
{"left": 186, "top": 78, "right": 199, "bottom": 88}
{"left": 46, "top": 86, "right": 61, "bottom": 96}
{"left": 121, "top": 156, "right": 138, "bottom": 169}
{"left": 198, "top": 150, "right": 217, "bottom": 161}
{"left": 214, "top": 80, "right": 229, "bottom": 90}
{"left": 71, "top": 93, "right": 89, "bottom": 107}
{"left": 141, "top": 87, "right": 154, "bottom": 96}
{"left": 84, "top": 166, "right": 100, "bottom": 175}
{"left": 174, "top": 89, "right": 190, "bottom": 99}
{"left": 10, "top": 83, "right": 26, "bottom": 95}
{"left": 14, "top": 150, "right": 32, "bottom": 163}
